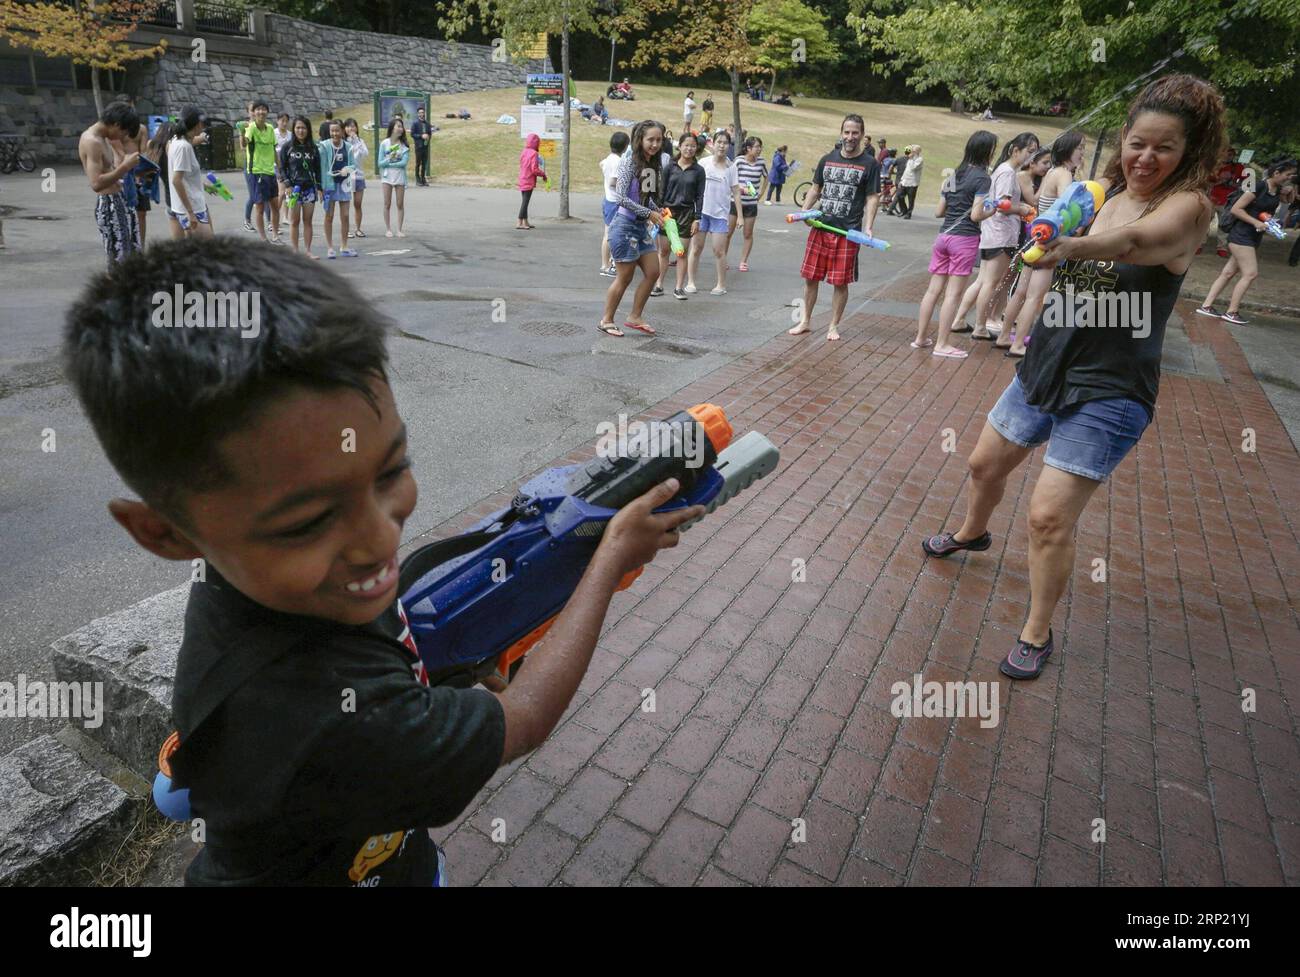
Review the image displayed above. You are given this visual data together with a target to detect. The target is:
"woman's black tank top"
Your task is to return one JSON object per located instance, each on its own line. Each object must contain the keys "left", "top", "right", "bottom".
{"left": 1017, "top": 254, "right": 1185, "bottom": 417}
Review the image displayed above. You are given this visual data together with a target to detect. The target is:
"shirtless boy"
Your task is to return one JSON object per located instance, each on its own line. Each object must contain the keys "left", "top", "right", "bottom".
{"left": 80, "top": 102, "right": 143, "bottom": 267}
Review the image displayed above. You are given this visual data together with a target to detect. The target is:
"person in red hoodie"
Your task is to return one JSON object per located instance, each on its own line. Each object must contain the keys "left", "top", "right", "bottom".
{"left": 1207, "top": 146, "right": 1244, "bottom": 256}
{"left": 517, "top": 134, "right": 550, "bottom": 229}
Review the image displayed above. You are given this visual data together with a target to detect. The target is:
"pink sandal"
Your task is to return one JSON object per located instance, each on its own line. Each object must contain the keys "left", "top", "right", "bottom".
{"left": 624, "top": 321, "right": 656, "bottom": 335}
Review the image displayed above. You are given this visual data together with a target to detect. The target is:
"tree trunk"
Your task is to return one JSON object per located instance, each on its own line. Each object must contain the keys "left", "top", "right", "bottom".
{"left": 559, "top": 16, "right": 571, "bottom": 219}
{"left": 730, "top": 67, "right": 742, "bottom": 148}
{"left": 91, "top": 67, "right": 104, "bottom": 117}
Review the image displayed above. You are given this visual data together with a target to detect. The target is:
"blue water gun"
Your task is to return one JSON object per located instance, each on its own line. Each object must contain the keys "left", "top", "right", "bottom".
{"left": 401, "top": 405, "right": 777, "bottom": 686}
{"left": 1259, "top": 212, "right": 1285, "bottom": 239}
{"left": 1022, "top": 180, "right": 1105, "bottom": 263}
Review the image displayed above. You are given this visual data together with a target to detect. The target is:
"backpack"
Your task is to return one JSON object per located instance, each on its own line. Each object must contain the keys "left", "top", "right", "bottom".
{"left": 1218, "top": 188, "right": 1244, "bottom": 232}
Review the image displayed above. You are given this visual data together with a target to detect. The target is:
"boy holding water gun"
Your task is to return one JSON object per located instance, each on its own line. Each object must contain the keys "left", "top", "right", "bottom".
{"left": 64, "top": 239, "right": 701, "bottom": 885}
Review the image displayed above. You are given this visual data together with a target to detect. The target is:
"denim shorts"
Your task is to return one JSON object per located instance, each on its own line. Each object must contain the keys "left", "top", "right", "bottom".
{"left": 609, "top": 215, "right": 656, "bottom": 263}
{"left": 602, "top": 200, "right": 618, "bottom": 226}
{"left": 988, "top": 374, "right": 1152, "bottom": 482}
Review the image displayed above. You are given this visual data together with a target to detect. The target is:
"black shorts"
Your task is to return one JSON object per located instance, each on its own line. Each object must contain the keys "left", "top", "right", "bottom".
{"left": 670, "top": 204, "right": 696, "bottom": 239}
{"left": 730, "top": 201, "right": 758, "bottom": 219}
{"left": 1226, "top": 223, "right": 1262, "bottom": 248}
{"left": 980, "top": 246, "right": 1018, "bottom": 260}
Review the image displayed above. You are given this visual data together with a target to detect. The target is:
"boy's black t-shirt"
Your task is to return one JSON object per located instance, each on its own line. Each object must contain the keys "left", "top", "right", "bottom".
{"left": 169, "top": 569, "right": 505, "bottom": 886}
{"left": 813, "top": 147, "right": 881, "bottom": 231}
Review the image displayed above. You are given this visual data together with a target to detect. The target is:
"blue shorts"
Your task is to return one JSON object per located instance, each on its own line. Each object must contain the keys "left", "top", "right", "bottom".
{"left": 608, "top": 214, "right": 656, "bottom": 263}
{"left": 602, "top": 200, "right": 618, "bottom": 226}
{"left": 172, "top": 209, "right": 210, "bottom": 230}
{"left": 988, "top": 374, "right": 1151, "bottom": 482}
{"left": 250, "top": 173, "right": 279, "bottom": 203}
{"left": 323, "top": 188, "right": 352, "bottom": 210}
{"left": 353, "top": 174, "right": 366, "bottom": 191}
{"left": 699, "top": 214, "right": 729, "bottom": 235}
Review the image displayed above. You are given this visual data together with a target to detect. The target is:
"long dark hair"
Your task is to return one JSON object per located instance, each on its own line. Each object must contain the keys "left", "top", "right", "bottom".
{"left": 995, "top": 131, "right": 1039, "bottom": 167}
{"left": 956, "top": 130, "right": 997, "bottom": 181}
{"left": 1101, "top": 73, "right": 1227, "bottom": 216}
{"left": 630, "top": 119, "right": 665, "bottom": 199}
{"left": 386, "top": 117, "right": 409, "bottom": 147}
{"left": 1050, "top": 131, "right": 1085, "bottom": 167}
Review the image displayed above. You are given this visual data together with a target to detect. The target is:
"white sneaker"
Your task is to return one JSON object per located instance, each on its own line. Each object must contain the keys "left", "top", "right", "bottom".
{"left": 763, "top": 200, "right": 772, "bottom": 206}
{"left": 710, "top": 286, "right": 727, "bottom": 295}
{"left": 684, "top": 283, "right": 698, "bottom": 293}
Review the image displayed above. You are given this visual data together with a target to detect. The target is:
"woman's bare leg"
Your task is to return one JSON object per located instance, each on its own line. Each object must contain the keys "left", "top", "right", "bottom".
{"left": 915, "top": 274, "right": 945, "bottom": 345}
{"left": 934, "top": 274, "right": 973, "bottom": 353}
{"left": 955, "top": 420, "right": 1035, "bottom": 542}
{"left": 1224, "top": 243, "right": 1258, "bottom": 314}
{"left": 1023, "top": 465, "right": 1102, "bottom": 645}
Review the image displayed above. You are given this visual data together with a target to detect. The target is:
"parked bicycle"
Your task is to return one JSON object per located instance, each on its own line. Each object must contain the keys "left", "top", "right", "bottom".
{"left": 0, "top": 134, "right": 37, "bottom": 174}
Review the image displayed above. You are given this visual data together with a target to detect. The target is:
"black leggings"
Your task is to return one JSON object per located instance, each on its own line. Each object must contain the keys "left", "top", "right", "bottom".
{"left": 897, "top": 185, "right": 917, "bottom": 216}
{"left": 519, "top": 189, "right": 533, "bottom": 220}
{"left": 765, "top": 182, "right": 783, "bottom": 202}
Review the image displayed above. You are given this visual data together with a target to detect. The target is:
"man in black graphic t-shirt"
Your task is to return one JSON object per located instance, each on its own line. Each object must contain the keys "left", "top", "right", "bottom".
{"left": 790, "top": 114, "right": 880, "bottom": 342}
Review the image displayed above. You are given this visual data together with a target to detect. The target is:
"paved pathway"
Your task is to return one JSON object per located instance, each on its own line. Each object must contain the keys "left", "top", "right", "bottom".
{"left": 417, "top": 273, "right": 1300, "bottom": 886}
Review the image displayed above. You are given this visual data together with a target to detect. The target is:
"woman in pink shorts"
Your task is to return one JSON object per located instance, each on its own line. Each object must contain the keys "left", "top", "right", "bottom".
{"left": 913, "top": 131, "right": 997, "bottom": 358}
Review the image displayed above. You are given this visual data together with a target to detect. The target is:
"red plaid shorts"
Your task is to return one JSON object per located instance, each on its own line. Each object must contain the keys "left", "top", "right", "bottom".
{"left": 800, "top": 227, "right": 860, "bottom": 285}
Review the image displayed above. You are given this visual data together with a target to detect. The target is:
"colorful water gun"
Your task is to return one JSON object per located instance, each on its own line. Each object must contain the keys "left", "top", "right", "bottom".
{"left": 805, "top": 218, "right": 890, "bottom": 250}
{"left": 785, "top": 209, "right": 823, "bottom": 223}
{"left": 981, "top": 194, "right": 1017, "bottom": 214}
{"left": 1258, "top": 213, "right": 1286, "bottom": 239}
{"left": 1022, "top": 180, "right": 1105, "bottom": 263}
{"left": 400, "top": 405, "right": 777, "bottom": 687}
{"left": 744, "top": 181, "right": 758, "bottom": 196}
{"left": 203, "top": 172, "right": 233, "bottom": 200}
{"left": 286, "top": 186, "right": 301, "bottom": 208}
{"left": 660, "top": 208, "right": 685, "bottom": 255}
{"left": 151, "top": 406, "right": 779, "bottom": 821}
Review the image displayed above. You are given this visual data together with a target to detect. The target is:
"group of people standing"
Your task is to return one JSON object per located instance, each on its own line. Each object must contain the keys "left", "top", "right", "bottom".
{"left": 77, "top": 98, "right": 422, "bottom": 268}
{"left": 594, "top": 121, "right": 781, "bottom": 336}
{"left": 235, "top": 102, "right": 413, "bottom": 258}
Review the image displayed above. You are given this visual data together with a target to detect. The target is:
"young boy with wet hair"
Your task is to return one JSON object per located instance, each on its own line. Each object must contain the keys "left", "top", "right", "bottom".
{"left": 64, "top": 238, "right": 699, "bottom": 885}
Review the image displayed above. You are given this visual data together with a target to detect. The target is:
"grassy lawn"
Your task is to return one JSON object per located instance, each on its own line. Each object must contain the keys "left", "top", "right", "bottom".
{"left": 326, "top": 82, "right": 1076, "bottom": 201}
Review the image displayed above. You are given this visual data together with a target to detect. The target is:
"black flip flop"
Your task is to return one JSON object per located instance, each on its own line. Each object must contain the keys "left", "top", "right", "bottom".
{"left": 971, "top": 333, "right": 996, "bottom": 341}
{"left": 949, "top": 325, "right": 974, "bottom": 334}
{"left": 1003, "top": 350, "right": 1025, "bottom": 358}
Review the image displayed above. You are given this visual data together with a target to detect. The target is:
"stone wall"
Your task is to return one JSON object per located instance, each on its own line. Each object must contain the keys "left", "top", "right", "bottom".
{"left": 157, "top": 14, "right": 548, "bottom": 127}
{"left": 0, "top": 12, "right": 548, "bottom": 163}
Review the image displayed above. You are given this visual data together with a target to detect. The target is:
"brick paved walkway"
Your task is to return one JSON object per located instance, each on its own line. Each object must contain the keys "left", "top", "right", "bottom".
{"left": 413, "top": 274, "right": 1300, "bottom": 886}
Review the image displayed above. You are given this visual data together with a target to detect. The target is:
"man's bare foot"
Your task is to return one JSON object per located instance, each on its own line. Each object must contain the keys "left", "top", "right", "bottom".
{"left": 788, "top": 323, "right": 811, "bottom": 336}
{"left": 827, "top": 326, "right": 840, "bottom": 342}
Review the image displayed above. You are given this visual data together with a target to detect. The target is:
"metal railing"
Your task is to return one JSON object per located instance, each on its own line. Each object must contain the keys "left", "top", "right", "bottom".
{"left": 136, "top": 0, "right": 180, "bottom": 30}
{"left": 194, "top": 1, "right": 252, "bottom": 37}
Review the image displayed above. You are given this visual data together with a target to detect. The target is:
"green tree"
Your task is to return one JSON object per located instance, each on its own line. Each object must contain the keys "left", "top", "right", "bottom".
{"left": 614, "top": 0, "right": 762, "bottom": 142}
{"left": 441, "top": 0, "right": 606, "bottom": 218}
{"left": 0, "top": 0, "right": 167, "bottom": 115}
{"left": 849, "top": 0, "right": 1300, "bottom": 156}
{"left": 748, "top": 0, "right": 839, "bottom": 93}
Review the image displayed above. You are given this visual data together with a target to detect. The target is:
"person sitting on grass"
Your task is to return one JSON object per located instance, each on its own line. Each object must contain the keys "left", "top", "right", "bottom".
{"left": 63, "top": 237, "right": 701, "bottom": 886}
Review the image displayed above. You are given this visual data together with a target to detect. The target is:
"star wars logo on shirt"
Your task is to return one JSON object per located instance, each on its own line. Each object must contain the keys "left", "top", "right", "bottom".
{"left": 819, "top": 162, "right": 866, "bottom": 219}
